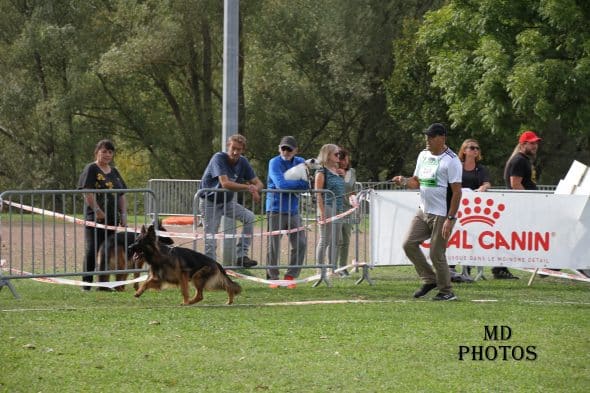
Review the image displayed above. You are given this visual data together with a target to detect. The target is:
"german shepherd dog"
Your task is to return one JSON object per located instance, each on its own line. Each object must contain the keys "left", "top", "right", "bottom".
{"left": 129, "top": 225, "right": 242, "bottom": 305}
{"left": 97, "top": 223, "right": 174, "bottom": 291}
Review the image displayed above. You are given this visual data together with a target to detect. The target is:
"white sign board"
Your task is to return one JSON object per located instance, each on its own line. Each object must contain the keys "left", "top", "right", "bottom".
{"left": 370, "top": 190, "right": 590, "bottom": 269}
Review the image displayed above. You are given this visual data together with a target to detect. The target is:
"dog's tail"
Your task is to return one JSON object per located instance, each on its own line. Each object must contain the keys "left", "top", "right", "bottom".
{"left": 206, "top": 263, "right": 242, "bottom": 296}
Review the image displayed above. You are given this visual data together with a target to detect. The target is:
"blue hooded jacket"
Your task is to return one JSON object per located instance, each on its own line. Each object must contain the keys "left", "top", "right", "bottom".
{"left": 265, "top": 155, "right": 309, "bottom": 214}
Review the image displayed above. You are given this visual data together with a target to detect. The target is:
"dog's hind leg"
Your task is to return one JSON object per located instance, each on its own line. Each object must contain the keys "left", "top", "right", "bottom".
{"left": 188, "top": 268, "right": 211, "bottom": 305}
{"left": 226, "top": 289, "right": 234, "bottom": 305}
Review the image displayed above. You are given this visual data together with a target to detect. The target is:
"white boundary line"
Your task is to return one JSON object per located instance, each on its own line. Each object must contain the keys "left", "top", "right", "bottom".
{"left": 2, "top": 298, "right": 590, "bottom": 313}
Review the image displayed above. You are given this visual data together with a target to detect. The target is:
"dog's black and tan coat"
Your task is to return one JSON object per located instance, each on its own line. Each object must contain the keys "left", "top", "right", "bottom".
{"left": 96, "top": 224, "right": 174, "bottom": 291}
{"left": 129, "top": 225, "right": 242, "bottom": 305}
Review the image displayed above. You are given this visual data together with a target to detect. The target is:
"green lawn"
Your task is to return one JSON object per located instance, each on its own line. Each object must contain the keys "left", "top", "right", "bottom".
{"left": 1, "top": 267, "right": 588, "bottom": 392}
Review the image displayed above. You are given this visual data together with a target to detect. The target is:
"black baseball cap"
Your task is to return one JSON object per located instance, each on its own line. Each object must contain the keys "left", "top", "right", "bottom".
{"left": 279, "top": 136, "right": 297, "bottom": 149}
{"left": 423, "top": 123, "right": 447, "bottom": 137}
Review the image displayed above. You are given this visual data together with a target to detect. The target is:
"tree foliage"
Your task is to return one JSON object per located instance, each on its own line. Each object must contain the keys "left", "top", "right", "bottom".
{"left": 1, "top": 0, "right": 588, "bottom": 190}
{"left": 416, "top": 0, "right": 590, "bottom": 183}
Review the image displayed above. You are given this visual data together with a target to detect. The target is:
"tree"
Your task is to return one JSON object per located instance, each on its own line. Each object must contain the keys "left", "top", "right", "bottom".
{"left": 243, "top": 0, "right": 443, "bottom": 180}
{"left": 417, "top": 0, "right": 590, "bottom": 184}
{"left": 0, "top": 0, "right": 225, "bottom": 189}
{"left": 0, "top": 1, "right": 108, "bottom": 188}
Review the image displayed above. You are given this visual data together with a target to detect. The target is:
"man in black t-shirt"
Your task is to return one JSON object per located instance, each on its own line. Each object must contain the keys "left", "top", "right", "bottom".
{"left": 495, "top": 130, "right": 542, "bottom": 279}
{"left": 504, "top": 130, "right": 541, "bottom": 190}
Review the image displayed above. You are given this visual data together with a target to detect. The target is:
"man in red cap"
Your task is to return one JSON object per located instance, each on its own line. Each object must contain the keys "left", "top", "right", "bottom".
{"left": 494, "top": 130, "right": 542, "bottom": 279}
{"left": 504, "top": 130, "right": 542, "bottom": 190}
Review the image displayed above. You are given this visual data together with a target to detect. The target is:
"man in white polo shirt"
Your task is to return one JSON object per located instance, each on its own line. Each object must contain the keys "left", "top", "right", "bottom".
{"left": 392, "top": 123, "right": 462, "bottom": 301}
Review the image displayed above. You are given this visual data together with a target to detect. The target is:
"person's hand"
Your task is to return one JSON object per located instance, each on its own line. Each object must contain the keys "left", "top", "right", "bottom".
{"left": 248, "top": 184, "right": 261, "bottom": 203}
{"left": 442, "top": 218, "right": 455, "bottom": 240}
{"left": 392, "top": 175, "right": 405, "bottom": 186}
{"left": 95, "top": 208, "right": 105, "bottom": 222}
{"left": 251, "top": 189, "right": 261, "bottom": 203}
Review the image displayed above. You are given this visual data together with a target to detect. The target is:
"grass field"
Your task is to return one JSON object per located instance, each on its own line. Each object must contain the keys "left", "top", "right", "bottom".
{"left": 1, "top": 267, "right": 589, "bottom": 392}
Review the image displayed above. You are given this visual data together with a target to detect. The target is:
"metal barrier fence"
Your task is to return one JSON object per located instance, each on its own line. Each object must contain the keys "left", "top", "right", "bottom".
{"left": 0, "top": 189, "right": 158, "bottom": 296}
{"left": 146, "top": 179, "right": 201, "bottom": 217}
{"left": 1, "top": 187, "right": 371, "bottom": 297}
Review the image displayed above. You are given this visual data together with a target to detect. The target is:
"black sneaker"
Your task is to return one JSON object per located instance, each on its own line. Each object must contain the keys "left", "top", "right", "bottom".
{"left": 432, "top": 292, "right": 457, "bottom": 301}
{"left": 413, "top": 283, "right": 437, "bottom": 298}
{"left": 493, "top": 268, "right": 519, "bottom": 280}
{"left": 338, "top": 269, "right": 350, "bottom": 278}
{"left": 236, "top": 256, "right": 258, "bottom": 268}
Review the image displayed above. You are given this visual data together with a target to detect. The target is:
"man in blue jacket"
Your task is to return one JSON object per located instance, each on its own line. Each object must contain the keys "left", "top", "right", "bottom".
{"left": 266, "top": 136, "right": 310, "bottom": 287}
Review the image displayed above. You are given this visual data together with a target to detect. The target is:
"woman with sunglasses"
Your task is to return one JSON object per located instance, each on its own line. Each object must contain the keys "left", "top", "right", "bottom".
{"left": 450, "top": 139, "right": 492, "bottom": 283}
{"left": 458, "top": 139, "right": 491, "bottom": 192}
{"left": 315, "top": 144, "right": 345, "bottom": 275}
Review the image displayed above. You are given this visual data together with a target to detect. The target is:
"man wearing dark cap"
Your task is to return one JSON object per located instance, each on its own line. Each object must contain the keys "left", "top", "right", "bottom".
{"left": 265, "top": 136, "right": 310, "bottom": 288}
{"left": 492, "top": 130, "right": 543, "bottom": 279}
{"left": 392, "top": 123, "right": 462, "bottom": 301}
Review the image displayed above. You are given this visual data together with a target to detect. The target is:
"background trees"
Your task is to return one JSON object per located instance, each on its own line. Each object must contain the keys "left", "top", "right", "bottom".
{"left": 1, "top": 0, "right": 588, "bottom": 190}
{"left": 414, "top": 0, "right": 590, "bottom": 181}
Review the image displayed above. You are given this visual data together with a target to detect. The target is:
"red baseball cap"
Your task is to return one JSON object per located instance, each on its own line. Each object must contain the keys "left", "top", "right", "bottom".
{"left": 519, "top": 130, "right": 542, "bottom": 143}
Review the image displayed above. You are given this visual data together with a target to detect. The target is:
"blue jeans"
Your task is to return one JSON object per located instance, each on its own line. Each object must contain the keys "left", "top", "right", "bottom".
{"left": 200, "top": 199, "right": 255, "bottom": 261}
{"left": 315, "top": 204, "right": 342, "bottom": 268}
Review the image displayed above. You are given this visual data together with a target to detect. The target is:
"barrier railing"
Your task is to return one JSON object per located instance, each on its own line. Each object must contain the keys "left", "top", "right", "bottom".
{"left": 0, "top": 189, "right": 158, "bottom": 296}
{"left": 1, "top": 186, "right": 372, "bottom": 297}
{"left": 146, "top": 179, "right": 201, "bottom": 217}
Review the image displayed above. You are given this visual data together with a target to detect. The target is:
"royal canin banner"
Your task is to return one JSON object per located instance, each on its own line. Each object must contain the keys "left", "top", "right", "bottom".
{"left": 370, "top": 190, "right": 590, "bottom": 269}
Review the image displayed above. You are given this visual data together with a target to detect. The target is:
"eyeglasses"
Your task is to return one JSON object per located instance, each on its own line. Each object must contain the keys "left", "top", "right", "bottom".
{"left": 280, "top": 146, "right": 293, "bottom": 152}
{"left": 466, "top": 146, "right": 480, "bottom": 151}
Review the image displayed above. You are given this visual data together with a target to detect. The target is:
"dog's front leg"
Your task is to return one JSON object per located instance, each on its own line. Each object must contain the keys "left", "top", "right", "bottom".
{"left": 180, "top": 272, "right": 191, "bottom": 305}
{"left": 134, "top": 280, "right": 148, "bottom": 298}
{"left": 134, "top": 275, "right": 156, "bottom": 298}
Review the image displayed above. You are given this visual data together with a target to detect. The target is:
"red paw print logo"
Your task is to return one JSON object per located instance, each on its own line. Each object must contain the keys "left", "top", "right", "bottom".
{"left": 458, "top": 197, "right": 505, "bottom": 226}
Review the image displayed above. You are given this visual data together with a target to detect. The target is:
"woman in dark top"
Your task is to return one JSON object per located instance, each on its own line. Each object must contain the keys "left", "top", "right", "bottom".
{"left": 451, "top": 139, "right": 492, "bottom": 282}
{"left": 459, "top": 139, "right": 491, "bottom": 192}
{"left": 77, "top": 139, "right": 127, "bottom": 290}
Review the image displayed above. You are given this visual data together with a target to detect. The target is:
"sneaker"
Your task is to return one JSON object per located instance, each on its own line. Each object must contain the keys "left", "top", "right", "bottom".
{"left": 413, "top": 283, "right": 437, "bottom": 298}
{"left": 236, "top": 256, "right": 258, "bottom": 268}
{"left": 432, "top": 292, "right": 458, "bottom": 301}
{"left": 451, "top": 273, "right": 474, "bottom": 283}
{"left": 338, "top": 269, "right": 350, "bottom": 278}
{"left": 493, "top": 268, "right": 519, "bottom": 280}
{"left": 450, "top": 268, "right": 463, "bottom": 283}
{"left": 268, "top": 282, "right": 279, "bottom": 289}
{"left": 284, "top": 275, "right": 297, "bottom": 289}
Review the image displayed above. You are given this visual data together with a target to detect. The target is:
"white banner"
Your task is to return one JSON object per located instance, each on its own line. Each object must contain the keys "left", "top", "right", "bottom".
{"left": 370, "top": 190, "right": 590, "bottom": 269}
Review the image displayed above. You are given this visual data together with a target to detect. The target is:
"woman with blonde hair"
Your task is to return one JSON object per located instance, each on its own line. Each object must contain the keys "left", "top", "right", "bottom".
{"left": 458, "top": 138, "right": 491, "bottom": 192}
{"left": 315, "top": 144, "right": 345, "bottom": 272}
{"left": 452, "top": 138, "right": 492, "bottom": 282}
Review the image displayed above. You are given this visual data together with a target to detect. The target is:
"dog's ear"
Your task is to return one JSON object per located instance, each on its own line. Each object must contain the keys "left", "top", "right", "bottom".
{"left": 141, "top": 225, "right": 147, "bottom": 234}
{"left": 147, "top": 224, "right": 157, "bottom": 239}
